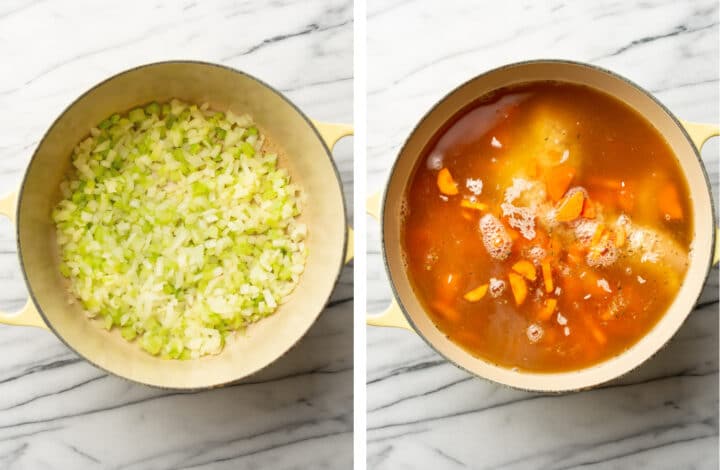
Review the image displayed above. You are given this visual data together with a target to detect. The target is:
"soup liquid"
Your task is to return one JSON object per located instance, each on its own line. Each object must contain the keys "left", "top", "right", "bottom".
{"left": 402, "top": 82, "right": 693, "bottom": 372}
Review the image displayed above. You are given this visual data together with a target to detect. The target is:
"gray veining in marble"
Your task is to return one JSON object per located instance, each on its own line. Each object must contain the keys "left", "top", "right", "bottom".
{"left": 367, "top": 1, "right": 718, "bottom": 469}
{"left": 0, "top": 1, "right": 353, "bottom": 469}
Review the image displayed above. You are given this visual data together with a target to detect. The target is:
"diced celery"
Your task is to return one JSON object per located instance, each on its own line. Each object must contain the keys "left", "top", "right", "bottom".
{"left": 121, "top": 326, "right": 137, "bottom": 341}
{"left": 59, "top": 263, "right": 71, "bottom": 278}
{"left": 52, "top": 100, "right": 307, "bottom": 360}
{"left": 145, "top": 102, "right": 160, "bottom": 115}
{"left": 240, "top": 141, "right": 255, "bottom": 157}
{"left": 128, "top": 108, "right": 146, "bottom": 123}
{"left": 141, "top": 333, "right": 163, "bottom": 355}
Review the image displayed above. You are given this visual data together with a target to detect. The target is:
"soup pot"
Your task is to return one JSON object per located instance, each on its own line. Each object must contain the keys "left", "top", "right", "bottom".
{"left": 0, "top": 61, "right": 353, "bottom": 389}
{"left": 368, "top": 59, "right": 718, "bottom": 392}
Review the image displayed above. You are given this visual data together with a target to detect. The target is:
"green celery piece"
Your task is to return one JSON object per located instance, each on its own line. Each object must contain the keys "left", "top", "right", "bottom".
{"left": 145, "top": 102, "right": 160, "bottom": 115}
{"left": 128, "top": 108, "right": 146, "bottom": 123}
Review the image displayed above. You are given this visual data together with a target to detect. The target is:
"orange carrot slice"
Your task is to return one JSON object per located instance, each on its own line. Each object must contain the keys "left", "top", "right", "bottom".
{"left": 556, "top": 189, "right": 585, "bottom": 222}
{"left": 460, "top": 199, "right": 488, "bottom": 211}
{"left": 512, "top": 260, "right": 537, "bottom": 281}
{"left": 615, "top": 225, "right": 626, "bottom": 247}
{"left": 432, "top": 301, "right": 460, "bottom": 321}
{"left": 463, "top": 283, "right": 489, "bottom": 302}
{"left": 508, "top": 272, "right": 528, "bottom": 305}
{"left": 658, "top": 183, "right": 683, "bottom": 220}
{"left": 545, "top": 164, "right": 576, "bottom": 202}
{"left": 537, "top": 298, "right": 557, "bottom": 321}
{"left": 581, "top": 199, "right": 596, "bottom": 219}
{"left": 541, "top": 260, "right": 553, "bottom": 293}
{"left": 588, "top": 177, "right": 622, "bottom": 190}
{"left": 437, "top": 168, "right": 459, "bottom": 195}
{"left": 588, "top": 320, "right": 607, "bottom": 345}
{"left": 549, "top": 236, "right": 561, "bottom": 259}
{"left": 590, "top": 223, "right": 605, "bottom": 246}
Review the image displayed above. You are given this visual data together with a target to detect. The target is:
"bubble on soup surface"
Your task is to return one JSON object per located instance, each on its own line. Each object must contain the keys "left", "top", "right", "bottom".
{"left": 479, "top": 214, "right": 512, "bottom": 260}
{"left": 465, "top": 178, "right": 483, "bottom": 195}
{"left": 586, "top": 243, "right": 618, "bottom": 267}
{"left": 489, "top": 277, "right": 506, "bottom": 297}
{"left": 526, "top": 246, "right": 546, "bottom": 264}
{"left": 573, "top": 219, "right": 600, "bottom": 245}
{"left": 501, "top": 178, "right": 540, "bottom": 240}
{"left": 399, "top": 199, "right": 409, "bottom": 220}
{"left": 426, "top": 152, "right": 443, "bottom": 170}
{"left": 526, "top": 323, "right": 544, "bottom": 343}
{"left": 423, "top": 250, "right": 438, "bottom": 270}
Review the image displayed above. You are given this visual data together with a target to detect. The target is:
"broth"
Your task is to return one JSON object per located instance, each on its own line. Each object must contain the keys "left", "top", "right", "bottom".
{"left": 402, "top": 82, "right": 693, "bottom": 372}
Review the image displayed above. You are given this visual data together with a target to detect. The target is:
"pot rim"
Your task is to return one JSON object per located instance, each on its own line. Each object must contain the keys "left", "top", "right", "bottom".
{"left": 380, "top": 58, "right": 717, "bottom": 393}
{"left": 15, "top": 59, "right": 348, "bottom": 391}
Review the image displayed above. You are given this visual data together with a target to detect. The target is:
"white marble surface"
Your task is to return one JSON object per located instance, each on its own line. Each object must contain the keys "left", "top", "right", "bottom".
{"left": 0, "top": 1, "right": 352, "bottom": 469}
{"left": 367, "top": 1, "right": 718, "bottom": 469}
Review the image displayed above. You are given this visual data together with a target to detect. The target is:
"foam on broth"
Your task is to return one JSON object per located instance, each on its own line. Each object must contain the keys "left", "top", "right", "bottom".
{"left": 401, "top": 82, "right": 693, "bottom": 372}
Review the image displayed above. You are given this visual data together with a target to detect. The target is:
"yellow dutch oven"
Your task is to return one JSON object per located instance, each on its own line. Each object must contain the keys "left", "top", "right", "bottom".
{"left": 0, "top": 61, "right": 353, "bottom": 389}
{"left": 368, "top": 60, "right": 718, "bottom": 392}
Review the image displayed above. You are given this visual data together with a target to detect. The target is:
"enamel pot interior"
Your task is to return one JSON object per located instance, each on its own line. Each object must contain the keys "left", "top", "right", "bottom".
{"left": 17, "top": 61, "right": 347, "bottom": 389}
{"left": 382, "top": 60, "right": 714, "bottom": 392}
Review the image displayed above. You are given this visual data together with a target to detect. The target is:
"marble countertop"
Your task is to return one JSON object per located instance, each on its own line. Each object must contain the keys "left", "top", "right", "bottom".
{"left": 367, "top": 1, "right": 718, "bottom": 469}
{"left": 0, "top": 1, "right": 352, "bottom": 469}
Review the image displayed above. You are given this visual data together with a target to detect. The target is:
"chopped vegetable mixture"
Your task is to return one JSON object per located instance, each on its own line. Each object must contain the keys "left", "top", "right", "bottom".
{"left": 53, "top": 100, "right": 307, "bottom": 359}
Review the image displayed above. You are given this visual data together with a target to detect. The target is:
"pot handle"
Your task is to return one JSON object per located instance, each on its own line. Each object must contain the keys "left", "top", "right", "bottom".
{"left": 366, "top": 191, "right": 412, "bottom": 331}
{"left": 680, "top": 120, "right": 720, "bottom": 266}
{"left": 0, "top": 191, "right": 47, "bottom": 329}
{"left": 312, "top": 120, "right": 355, "bottom": 264}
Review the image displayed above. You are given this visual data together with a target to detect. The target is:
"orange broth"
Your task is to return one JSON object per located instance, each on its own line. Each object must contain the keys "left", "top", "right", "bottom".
{"left": 402, "top": 82, "right": 693, "bottom": 372}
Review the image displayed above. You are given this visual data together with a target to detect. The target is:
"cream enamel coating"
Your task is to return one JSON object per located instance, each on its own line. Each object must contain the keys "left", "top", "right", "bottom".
{"left": 0, "top": 61, "right": 352, "bottom": 389}
{"left": 370, "top": 60, "right": 717, "bottom": 392}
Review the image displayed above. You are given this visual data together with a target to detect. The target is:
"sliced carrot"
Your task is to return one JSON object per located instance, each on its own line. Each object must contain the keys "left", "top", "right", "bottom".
{"left": 460, "top": 210, "right": 473, "bottom": 221}
{"left": 658, "top": 183, "right": 683, "bottom": 220}
{"left": 537, "top": 298, "right": 557, "bottom": 321}
{"left": 549, "top": 236, "right": 562, "bottom": 259}
{"left": 541, "top": 260, "right": 553, "bottom": 293}
{"left": 590, "top": 223, "right": 605, "bottom": 246}
{"left": 555, "top": 190, "right": 585, "bottom": 222}
{"left": 437, "top": 168, "right": 458, "bottom": 195}
{"left": 460, "top": 199, "right": 488, "bottom": 211}
{"left": 508, "top": 272, "right": 528, "bottom": 305}
{"left": 588, "top": 231, "right": 613, "bottom": 266}
{"left": 587, "top": 320, "right": 607, "bottom": 345}
{"left": 463, "top": 283, "right": 488, "bottom": 302}
{"left": 512, "top": 260, "right": 537, "bottom": 281}
{"left": 588, "top": 177, "right": 622, "bottom": 190}
{"left": 432, "top": 301, "right": 460, "bottom": 321}
{"left": 581, "top": 199, "right": 596, "bottom": 219}
{"left": 545, "top": 164, "right": 576, "bottom": 202}
{"left": 615, "top": 225, "right": 626, "bottom": 247}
